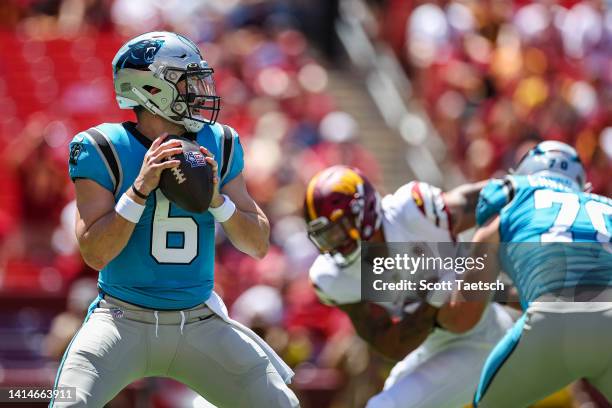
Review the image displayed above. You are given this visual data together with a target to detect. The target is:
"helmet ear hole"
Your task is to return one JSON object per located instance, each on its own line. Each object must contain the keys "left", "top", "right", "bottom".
{"left": 143, "top": 85, "right": 161, "bottom": 95}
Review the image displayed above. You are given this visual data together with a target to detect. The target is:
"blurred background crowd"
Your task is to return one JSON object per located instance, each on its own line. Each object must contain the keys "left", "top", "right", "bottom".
{"left": 371, "top": 0, "right": 612, "bottom": 194}
{"left": 0, "top": 0, "right": 610, "bottom": 407}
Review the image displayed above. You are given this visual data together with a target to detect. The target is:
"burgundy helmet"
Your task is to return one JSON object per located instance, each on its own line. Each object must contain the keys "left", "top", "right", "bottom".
{"left": 304, "top": 165, "right": 382, "bottom": 265}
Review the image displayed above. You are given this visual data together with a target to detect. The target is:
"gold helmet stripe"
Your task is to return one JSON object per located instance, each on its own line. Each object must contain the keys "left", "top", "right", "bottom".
{"left": 306, "top": 173, "right": 321, "bottom": 221}
{"left": 330, "top": 168, "right": 364, "bottom": 195}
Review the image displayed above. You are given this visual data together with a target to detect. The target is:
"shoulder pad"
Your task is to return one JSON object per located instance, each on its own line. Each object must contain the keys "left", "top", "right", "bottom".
{"left": 68, "top": 130, "right": 117, "bottom": 193}
{"left": 213, "top": 123, "right": 243, "bottom": 187}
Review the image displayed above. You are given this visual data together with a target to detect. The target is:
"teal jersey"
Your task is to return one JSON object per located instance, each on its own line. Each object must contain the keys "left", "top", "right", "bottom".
{"left": 476, "top": 175, "right": 612, "bottom": 306}
{"left": 68, "top": 121, "right": 244, "bottom": 309}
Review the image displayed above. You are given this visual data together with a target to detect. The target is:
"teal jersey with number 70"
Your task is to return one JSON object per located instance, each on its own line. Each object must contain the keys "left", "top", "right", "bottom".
{"left": 476, "top": 174, "right": 612, "bottom": 306}
{"left": 68, "top": 121, "right": 244, "bottom": 309}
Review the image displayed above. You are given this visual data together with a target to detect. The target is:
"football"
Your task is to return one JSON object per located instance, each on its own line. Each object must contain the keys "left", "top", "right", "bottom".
{"left": 158, "top": 134, "right": 214, "bottom": 213}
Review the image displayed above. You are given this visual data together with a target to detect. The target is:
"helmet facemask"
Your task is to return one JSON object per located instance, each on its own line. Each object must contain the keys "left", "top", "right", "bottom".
{"left": 163, "top": 62, "right": 220, "bottom": 131}
{"left": 307, "top": 215, "right": 361, "bottom": 266}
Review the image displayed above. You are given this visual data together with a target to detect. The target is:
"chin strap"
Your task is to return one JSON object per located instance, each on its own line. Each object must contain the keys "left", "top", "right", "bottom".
{"left": 131, "top": 87, "right": 164, "bottom": 116}
{"left": 132, "top": 87, "right": 203, "bottom": 133}
{"left": 131, "top": 87, "right": 185, "bottom": 125}
{"left": 332, "top": 242, "right": 362, "bottom": 268}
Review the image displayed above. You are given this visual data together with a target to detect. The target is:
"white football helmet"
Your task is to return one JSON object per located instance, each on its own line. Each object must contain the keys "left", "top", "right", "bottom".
{"left": 112, "top": 31, "right": 220, "bottom": 132}
{"left": 513, "top": 141, "right": 587, "bottom": 191}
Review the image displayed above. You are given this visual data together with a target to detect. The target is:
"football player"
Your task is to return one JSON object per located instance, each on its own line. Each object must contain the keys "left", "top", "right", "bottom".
{"left": 465, "top": 141, "right": 612, "bottom": 407}
{"left": 304, "top": 165, "right": 515, "bottom": 408}
{"left": 52, "top": 32, "right": 299, "bottom": 407}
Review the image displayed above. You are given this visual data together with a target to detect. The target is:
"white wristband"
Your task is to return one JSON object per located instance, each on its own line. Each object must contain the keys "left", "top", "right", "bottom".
{"left": 208, "top": 194, "right": 236, "bottom": 223}
{"left": 115, "top": 193, "right": 146, "bottom": 224}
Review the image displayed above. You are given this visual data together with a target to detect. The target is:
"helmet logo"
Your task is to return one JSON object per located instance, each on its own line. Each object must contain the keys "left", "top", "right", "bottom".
{"left": 114, "top": 39, "right": 165, "bottom": 73}
{"left": 144, "top": 46, "right": 158, "bottom": 62}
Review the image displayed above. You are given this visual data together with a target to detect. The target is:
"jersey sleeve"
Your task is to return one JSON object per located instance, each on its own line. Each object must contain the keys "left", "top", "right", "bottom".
{"left": 220, "top": 126, "right": 244, "bottom": 188}
{"left": 309, "top": 255, "right": 361, "bottom": 306}
{"left": 476, "top": 177, "right": 515, "bottom": 226}
{"left": 309, "top": 259, "right": 339, "bottom": 306}
{"left": 311, "top": 281, "right": 337, "bottom": 306}
{"left": 408, "top": 181, "right": 452, "bottom": 233}
{"left": 68, "top": 133, "right": 115, "bottom": 192}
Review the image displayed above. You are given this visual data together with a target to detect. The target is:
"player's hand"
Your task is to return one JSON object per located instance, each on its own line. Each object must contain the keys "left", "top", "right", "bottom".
{"left": 199, "top": 146, "right": 221, "bottom": 207}
{"left": 134, "top": 133, "right": 183, "bottom": 196}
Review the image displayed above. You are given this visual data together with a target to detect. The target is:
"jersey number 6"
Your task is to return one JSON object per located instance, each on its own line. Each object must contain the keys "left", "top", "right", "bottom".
{"left": 151, "top": 190, "right": 199, "bottom": 264}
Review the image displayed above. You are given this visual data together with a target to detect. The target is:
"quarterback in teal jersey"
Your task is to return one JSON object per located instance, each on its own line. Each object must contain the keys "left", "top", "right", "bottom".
{"left": 463, "top": 141, "right": 612, "bottom": 407}
{"left": 52, "top": 32, "right": 299, "bottom": 407}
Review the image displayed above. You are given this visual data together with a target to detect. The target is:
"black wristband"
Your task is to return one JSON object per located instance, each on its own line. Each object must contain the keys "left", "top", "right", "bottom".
{"left": 131, "top": 184, "right": 149, "bottom": 200}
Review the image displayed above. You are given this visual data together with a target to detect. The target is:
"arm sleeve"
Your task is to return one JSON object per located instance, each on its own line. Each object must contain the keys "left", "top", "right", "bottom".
{"left": 309, "top": 263, "right": 338, "bottom": 306}
{"left": 311, "top": 281, "right": 337, "bottom": 306}
{"left": 408, "top": 181, "right": 452, "bottom": 233}
{"left": 476, "top": 177, "right": 515, "bottom": 226}
{"left": 308, "top": 256, "right": 362, "bottom": 306}
{"left": 220, "top": 126, "right": 244, "bottom": 188}
{"left": 68, "top": 133, "right": 114, "bottom": 193}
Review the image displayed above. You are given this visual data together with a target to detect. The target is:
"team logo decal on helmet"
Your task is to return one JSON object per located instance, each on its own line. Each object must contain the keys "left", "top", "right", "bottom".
{"left": 304, "top": 165, "right": 381, "bottom": 265}
{"left": 113, "top": 39, "right": 165, "bottom": 74}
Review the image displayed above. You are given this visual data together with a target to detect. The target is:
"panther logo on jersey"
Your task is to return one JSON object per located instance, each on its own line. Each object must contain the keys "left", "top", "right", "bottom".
{"left": 69, "top": 142, "right": 83, "bottom": 165}
{"left": 114, "top": 39, "right": 165, "bottom": 74}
